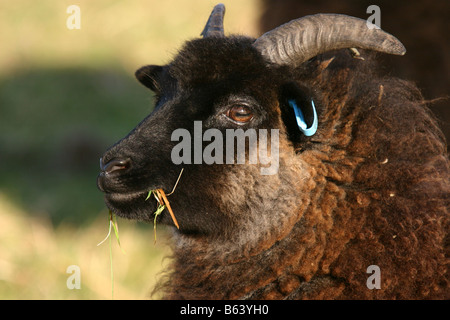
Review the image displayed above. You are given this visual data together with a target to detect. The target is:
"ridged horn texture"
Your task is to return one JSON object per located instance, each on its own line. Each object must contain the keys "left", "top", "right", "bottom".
{"left": 201, "top": 3, "right": 226, "bottom": 38}
{"left": 253, "top": 13, "right": 406, "bottom": 68}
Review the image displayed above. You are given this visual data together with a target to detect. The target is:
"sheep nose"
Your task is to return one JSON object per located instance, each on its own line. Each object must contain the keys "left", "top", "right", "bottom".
{"left": 100, "top": 157, "right": 131, "bottom": 174}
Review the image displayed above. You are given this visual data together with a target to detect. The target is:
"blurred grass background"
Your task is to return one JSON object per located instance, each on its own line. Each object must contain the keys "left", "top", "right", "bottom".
{"left": 0, "top": 0, "right": 259, "bottom": 299}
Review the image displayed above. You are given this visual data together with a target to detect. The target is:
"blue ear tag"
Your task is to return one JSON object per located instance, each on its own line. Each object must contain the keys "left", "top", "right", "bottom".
{"left": 289, "top": 99, "right": 318, "bottom": 136}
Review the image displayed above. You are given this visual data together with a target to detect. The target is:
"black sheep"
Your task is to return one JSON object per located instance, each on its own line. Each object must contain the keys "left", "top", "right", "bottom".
{"left": 97, "top": 4, "right": 449, "bottom": 299}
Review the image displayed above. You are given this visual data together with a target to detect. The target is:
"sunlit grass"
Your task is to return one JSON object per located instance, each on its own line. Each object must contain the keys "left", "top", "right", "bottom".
{"left": 0, "top": 0, "right": 260, "bottom": 76}
{"left": 0, "top": 194, "right": 170, "bottom": 299}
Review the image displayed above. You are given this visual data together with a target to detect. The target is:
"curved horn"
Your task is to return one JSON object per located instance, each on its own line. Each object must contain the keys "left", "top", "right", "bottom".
{"left": 201, "top": 3, "right": 226, "bottom": 38}
{"left": 253, "top": 14, "right": 406, "bottom": 67}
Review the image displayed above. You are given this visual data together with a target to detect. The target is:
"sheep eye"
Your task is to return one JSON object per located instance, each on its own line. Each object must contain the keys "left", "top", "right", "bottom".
{"left": 226, "top": 105, "right": 253, "bottom": 123}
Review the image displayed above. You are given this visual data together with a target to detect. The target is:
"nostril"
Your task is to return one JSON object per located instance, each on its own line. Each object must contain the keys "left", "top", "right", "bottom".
{"left": 101, "top": 158, "right": 131, "bottom": 174}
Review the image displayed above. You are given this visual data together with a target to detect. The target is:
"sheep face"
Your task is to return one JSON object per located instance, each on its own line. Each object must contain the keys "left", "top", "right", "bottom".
{"left": 97, "top": 37, "right": 312, "bottom": 241}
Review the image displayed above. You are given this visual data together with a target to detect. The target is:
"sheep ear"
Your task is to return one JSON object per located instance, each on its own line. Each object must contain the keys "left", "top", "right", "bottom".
{"left": 135, "top": 65, "right": 163, "bottom": 92}
{"left": 280, "top": 83, "right": 318, "bottom": 139}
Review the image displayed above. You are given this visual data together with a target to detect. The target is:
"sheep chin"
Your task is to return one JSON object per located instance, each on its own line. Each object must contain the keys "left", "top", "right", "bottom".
{"left": 103, "top": 190, "right": 157, "bottom": 221}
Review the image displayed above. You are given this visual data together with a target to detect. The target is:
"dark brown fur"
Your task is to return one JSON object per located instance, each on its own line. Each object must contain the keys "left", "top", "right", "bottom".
{"left": 159, "top": 50, "right": 450, "bottom": 299}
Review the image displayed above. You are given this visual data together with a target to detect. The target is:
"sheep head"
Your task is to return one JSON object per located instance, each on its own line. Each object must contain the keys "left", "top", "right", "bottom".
{"left": 97, "top": 5, "right": 405, "bottom": 247}
{"left": 95, "top": 4, "right": 450, "bottom": 300}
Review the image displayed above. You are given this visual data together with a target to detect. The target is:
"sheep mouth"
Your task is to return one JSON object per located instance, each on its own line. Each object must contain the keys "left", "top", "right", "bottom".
{"left": 103, "top": 190, "right": 159, "bottom": 221}
{"left": 105, "top": 190, "right": 147, "bottom": 202}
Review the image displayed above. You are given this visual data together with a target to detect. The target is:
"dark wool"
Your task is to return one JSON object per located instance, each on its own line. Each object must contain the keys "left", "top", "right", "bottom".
{"left": 100, "top": 37, "right": 449, "bottom": 299}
